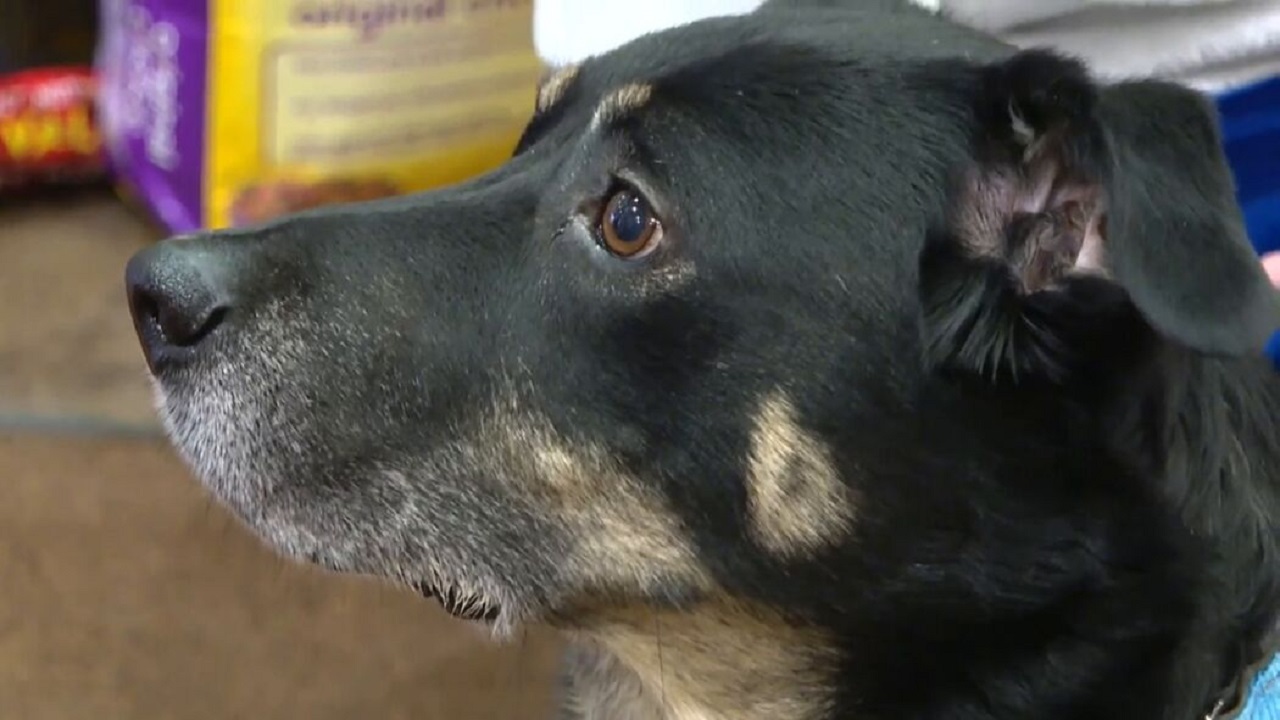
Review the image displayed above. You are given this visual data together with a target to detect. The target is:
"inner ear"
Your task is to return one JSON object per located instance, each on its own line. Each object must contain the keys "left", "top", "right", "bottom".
{"left": 926, "top": 47, "right": 1280, "bottom": 371}
{"left": 951, "top": 50, "right": 1111, "bottom": 296}
{"left": 954, "top": 159, "right": 1105, "bottom": 296}
{"left": 917, "top": 51, "right": 1156, "bottom": 385}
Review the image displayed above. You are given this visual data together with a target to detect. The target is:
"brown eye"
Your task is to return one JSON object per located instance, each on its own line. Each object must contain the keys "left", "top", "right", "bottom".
{"left": 599, "top": 187, "right": 663, "bottom": 258}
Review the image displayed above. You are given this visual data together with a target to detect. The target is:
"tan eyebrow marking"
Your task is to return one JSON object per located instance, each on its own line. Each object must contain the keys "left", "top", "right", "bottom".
{"left": 536, "top": 63, "right": 581, "bottom": 114}
{"left": 593, "top": 83, "right": 653, "bottom": 128}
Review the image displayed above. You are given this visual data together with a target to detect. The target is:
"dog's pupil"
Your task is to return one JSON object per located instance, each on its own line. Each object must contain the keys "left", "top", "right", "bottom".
{"left": 609, "top": 191, "right": 650, "bottom": 244}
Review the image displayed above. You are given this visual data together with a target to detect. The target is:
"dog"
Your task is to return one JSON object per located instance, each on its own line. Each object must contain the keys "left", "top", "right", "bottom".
{"left": 123, "top": 0, "right": 1280, "bottom": 717}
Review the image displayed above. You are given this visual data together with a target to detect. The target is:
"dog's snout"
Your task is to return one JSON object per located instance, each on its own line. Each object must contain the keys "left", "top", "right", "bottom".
{"left": 125, "top": 240, "right": 232, "bottom": 370}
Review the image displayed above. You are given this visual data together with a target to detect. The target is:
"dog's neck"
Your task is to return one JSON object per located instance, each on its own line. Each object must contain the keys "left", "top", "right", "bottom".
{"left": 1132, "top": 351, "right": 1280, "bottom": 708}
{"left": 1131, "top": 351, "right": 1280, "bottom": 538}
{"left": 552, "top": 353, "right": 1280, "bottom": 720}
{"left": 559, "top": 602, "right": 838, "bottom": 720}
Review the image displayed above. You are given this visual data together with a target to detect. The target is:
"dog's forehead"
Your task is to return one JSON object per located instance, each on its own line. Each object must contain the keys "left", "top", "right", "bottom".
{"left": 567, "top": 9, "right": 1006, "bottom": 97}
{"left": 522, "top": 10, "right": 1013, "bottom": 164}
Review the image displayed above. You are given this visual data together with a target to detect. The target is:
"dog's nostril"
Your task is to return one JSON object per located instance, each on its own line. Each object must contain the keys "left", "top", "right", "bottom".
{"left": 131, "top": 284, "right": 228, "bottom": 348}
{"left": 125, "top": 240, "right": 235, "bottom": 367}
{"left": 129, "top": 288, "right": 160, "bottom": 328}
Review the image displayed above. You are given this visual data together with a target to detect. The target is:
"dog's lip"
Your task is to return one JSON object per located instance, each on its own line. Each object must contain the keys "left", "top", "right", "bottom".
{"left": 411, "top": 581, "right": 501, "bottom": 622}
{"left": 304, "top": 552, "right": 501, "bottom": 622}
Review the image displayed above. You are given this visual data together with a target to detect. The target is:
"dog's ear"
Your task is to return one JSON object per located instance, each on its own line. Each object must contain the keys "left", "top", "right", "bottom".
{"left": 919, "top": 49, "right": 1280, "bottom": 383}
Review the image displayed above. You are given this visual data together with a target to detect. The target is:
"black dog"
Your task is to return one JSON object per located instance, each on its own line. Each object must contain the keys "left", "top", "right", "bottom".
{"left": 123, "top": 1, "right": 1280, "bottom": 717}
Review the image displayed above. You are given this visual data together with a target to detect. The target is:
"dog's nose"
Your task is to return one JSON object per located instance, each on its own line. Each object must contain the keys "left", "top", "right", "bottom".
{"left": 125, "top": 239, "right": 232, "bottom": 370}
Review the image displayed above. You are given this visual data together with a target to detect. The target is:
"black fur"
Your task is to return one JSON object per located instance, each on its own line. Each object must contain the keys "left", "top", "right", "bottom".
{"left": 917, "top": 44, "right": 1280, "bottom": 719}
{"left": 125, "top": 2, "right": 1280, "bottom": 718}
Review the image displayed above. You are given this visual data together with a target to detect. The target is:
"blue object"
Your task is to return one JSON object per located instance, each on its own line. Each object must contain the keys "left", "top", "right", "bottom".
{"left": 1215, "top": 76, "right": 1280, "bottom": 365}
{"left": 1237, "top": 652, "right": 1280, "bottom": 719}
{"left": 1216, "top": 75, "right": 1280, "bottom": 720}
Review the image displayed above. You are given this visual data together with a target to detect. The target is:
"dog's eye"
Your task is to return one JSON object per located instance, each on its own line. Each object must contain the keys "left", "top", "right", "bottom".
{"left": 598, "top": 187, "right": 663, "bottom": 259}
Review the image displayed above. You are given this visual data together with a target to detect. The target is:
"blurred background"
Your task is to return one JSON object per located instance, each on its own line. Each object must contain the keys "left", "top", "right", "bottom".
{"left": 0, "top": 0, "right": 562, "bottom": 717}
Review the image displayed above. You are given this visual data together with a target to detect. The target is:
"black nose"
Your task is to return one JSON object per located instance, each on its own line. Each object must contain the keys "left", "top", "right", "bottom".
{"left": 125, "top": 239, "right": 232, "bottom": 371}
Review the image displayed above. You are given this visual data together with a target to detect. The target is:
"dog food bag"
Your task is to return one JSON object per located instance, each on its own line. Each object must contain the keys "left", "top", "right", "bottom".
{"left": 95, "top": 0, "right": 544, "bottom": 232}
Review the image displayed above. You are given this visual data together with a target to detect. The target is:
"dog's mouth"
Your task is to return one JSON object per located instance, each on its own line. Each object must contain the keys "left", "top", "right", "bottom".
{"left": 411, "top": 581, "right": 501, "bottom": 622}
{"left": 306, "top": 552, "right": 502, "bottom": 623}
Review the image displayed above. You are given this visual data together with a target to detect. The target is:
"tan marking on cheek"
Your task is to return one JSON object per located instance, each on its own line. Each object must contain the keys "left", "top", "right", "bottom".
{"left": 594, "top": 83, "right": 653, "bottom": 128}
{"left": 484, "top": 402, "right": 712, "bottom": 596}
{"left": 556, "top": 464, "right": 711, "bottom": 596}
{"left": 531, "top": 443, "right": 585, "bottom": 489}
{"left": 537, "top": 63, "right": 581, "bottom": 113}
{"left": 746, "top": 392, "right": 855, "bottom": 558}
{"left": 573, "top": 600, "right": 839, "bottom": 720}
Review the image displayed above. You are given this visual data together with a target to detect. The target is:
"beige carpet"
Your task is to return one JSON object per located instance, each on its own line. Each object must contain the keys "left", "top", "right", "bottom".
{"left": 0, "top": 188, "right": 161, "bottom": 429}
{"left": 0, "top": 188, "right": 561, "bottom": 719}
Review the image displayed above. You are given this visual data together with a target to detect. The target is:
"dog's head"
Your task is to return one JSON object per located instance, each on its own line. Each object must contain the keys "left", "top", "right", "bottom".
{"left": 124, "top": 1, "right": 1280, "bottom": 716}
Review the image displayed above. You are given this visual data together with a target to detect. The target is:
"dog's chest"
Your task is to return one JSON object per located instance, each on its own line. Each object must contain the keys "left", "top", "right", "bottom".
{"left": 557, "top": 605, "right": 838, "bottom": 720}
{"left": 558, "top": 643, "right": 717, "bottom": 720}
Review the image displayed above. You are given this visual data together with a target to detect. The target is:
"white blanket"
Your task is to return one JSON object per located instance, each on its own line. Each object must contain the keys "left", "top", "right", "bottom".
{"left": 942, "top": 0, "right": 1280, "bottom": 92}
{"left": 533, "top": 0, "right": 1280, "bottom": 91}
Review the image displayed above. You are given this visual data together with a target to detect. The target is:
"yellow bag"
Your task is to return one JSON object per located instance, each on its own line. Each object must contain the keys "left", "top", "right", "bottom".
{"left": 97, "top": 0, "right": 543, "bottom": 232}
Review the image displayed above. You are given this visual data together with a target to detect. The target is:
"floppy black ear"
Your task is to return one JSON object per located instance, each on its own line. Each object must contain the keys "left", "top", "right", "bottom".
{"left": 1094, "top": 78, "right": 1278, "bottom": 355}
{"left": 919, "top": 49, "right": 1280, "bottom": 383}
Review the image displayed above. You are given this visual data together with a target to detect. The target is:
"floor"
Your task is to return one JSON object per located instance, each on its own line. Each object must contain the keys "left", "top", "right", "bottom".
{"left": 0, "top": 187, "right": 560, "bottom": 718}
